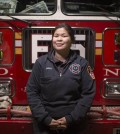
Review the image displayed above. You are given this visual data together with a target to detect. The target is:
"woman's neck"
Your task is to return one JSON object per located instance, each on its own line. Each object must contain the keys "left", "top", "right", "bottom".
{"left": 54, "top": 50, "right": 69, "bottom": 62}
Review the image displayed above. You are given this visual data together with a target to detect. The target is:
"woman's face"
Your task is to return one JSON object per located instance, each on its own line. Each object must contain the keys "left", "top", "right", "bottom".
{"left": 52, "top": 28, "right": 72, "bottom": 52}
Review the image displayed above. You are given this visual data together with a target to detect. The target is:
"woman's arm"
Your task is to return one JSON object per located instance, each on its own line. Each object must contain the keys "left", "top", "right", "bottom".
{"left": 65, "top": 62, "right": 96, "bottom": 124}
{"left": 26, "top": 60, "right": 52, "bottom": 126}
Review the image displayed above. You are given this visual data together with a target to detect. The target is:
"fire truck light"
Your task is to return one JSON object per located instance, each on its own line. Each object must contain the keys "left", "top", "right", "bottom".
{"left": 0, "top": 49, "right": 3, "bottom": 61}
{"left": 0, "top": 32, "right": 2, "bottom": 45}
{"left": 114, "top": 50, "right": 120, "bottom": 62}
{"left": 106, "top": 82, "right": 120, "bottom": 97}
{"left": 0, "top": 83, "right": 11, "bottom": 96}
{"left": 115, "top": 33, "right": 120, "bottom": 45}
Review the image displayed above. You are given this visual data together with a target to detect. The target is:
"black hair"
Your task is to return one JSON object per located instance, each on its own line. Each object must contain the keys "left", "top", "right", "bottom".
{"left": 52, "top": 23, "right": 75, "bottom": 43}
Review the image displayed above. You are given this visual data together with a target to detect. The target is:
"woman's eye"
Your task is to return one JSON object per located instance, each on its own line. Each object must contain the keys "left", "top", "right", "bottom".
{"left": 63, "top": 35, "right": 68, "bottom": 37}
{"left": 53, "top": 35, "right": 68, "bottom": 37}
{"left": 54, "top": 35, "right": 58, "bottom": 37}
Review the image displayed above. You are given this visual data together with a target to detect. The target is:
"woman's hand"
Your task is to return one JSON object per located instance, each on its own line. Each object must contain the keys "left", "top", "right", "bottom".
{"left": 49, "top": 119, "right": 59, "bottom": 130}
{"left": 49, "top": 117, "right": 67, "bottom": 130}
{"left": 57, "top": 117, "right": 67, "bottom": 129}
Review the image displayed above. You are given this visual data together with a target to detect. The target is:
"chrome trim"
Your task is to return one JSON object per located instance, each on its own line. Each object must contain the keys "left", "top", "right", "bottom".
{"left": 0, "top": 77, "right": 16, "bottom": 98}
{"left": 22, "top": 27, "right": 95, "bottom": 72}
{"left": 102, "top": 27, "right": 120, "bottom": 67}
{"left": 100, "top": 78, "right": 120, "bottom": 99}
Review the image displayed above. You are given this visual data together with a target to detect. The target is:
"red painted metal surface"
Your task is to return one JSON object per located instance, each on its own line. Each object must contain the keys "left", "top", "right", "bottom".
{"left": 0, "top": 120, "right": 33, "bottom": 134}
{"left": 87, "top": 120, "right": 120, "bottom": 134}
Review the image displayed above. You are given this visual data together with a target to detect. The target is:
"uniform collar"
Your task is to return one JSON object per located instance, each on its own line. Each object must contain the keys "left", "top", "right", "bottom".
{"left": 47, "top": 49, "right": 77, "bottom": 63}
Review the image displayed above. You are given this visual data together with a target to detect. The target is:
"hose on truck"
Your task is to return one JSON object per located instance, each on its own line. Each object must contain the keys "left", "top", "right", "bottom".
{"left": 0, "top": 105, "right": 120, "bottom": 120}
{"left": 0, "top": 106, "right": 32, "bottom": 116}
{"left": 0, "top": 96, "right": 32, "bottom": 118}
{"left": 0, "top": 96, "right": 120, "bottom": 119}
{"left": 87, "top": 105, "right": 120, "bottom": 119}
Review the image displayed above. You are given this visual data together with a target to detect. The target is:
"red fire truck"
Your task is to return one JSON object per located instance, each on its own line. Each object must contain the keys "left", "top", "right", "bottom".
{"left": 0, "top": 0, "right": 120, "bottom": 134}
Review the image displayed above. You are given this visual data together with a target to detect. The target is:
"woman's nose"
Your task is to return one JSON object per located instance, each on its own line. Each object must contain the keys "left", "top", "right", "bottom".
{"left": 57, "top": 36, "right": 62, "bottom": 40}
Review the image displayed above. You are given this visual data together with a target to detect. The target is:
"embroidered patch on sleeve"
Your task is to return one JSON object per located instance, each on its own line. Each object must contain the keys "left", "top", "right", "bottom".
{"left": 87, "top": 66, "right": 95, "bottom": 79}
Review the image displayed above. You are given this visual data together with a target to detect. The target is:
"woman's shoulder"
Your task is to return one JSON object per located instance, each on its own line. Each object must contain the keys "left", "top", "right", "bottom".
{"left": 36, "top": 53, "right": 48, "bottom": 64}
{"left": 76, "top": 53, "right": 88, "bottom": 64}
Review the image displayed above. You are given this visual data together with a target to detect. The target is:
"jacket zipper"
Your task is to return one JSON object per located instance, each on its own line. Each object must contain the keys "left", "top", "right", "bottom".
{"left": 52, "top": 62, "right": 62, "bottom": 77}
{"left": 59, "top": 72, "right": 62, "bottom": 77}
{"left": 49, "top": 58, "right": 72, "bottom": 77}
{"left": 59, "top": 61, "right": 72, "bottom": 77}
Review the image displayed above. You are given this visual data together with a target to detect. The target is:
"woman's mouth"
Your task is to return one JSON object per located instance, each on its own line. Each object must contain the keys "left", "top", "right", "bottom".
{"left": 56, "top": 43, "right": 63, "bottom": 47}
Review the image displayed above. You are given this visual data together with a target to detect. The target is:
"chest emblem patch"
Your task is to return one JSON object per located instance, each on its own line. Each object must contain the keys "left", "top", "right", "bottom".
{"left": 69, "top": 63, "right": 81, "bottom": 74}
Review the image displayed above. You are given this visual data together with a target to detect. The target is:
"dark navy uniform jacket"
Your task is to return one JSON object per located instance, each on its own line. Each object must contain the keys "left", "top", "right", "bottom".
{"left": 27, "top": 50, "right": 96, "bottom": 126}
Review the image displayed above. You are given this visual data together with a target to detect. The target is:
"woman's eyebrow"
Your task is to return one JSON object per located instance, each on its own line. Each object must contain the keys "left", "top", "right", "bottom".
{"left": 54, "top": 33, "right": 68, "bottom": 35}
